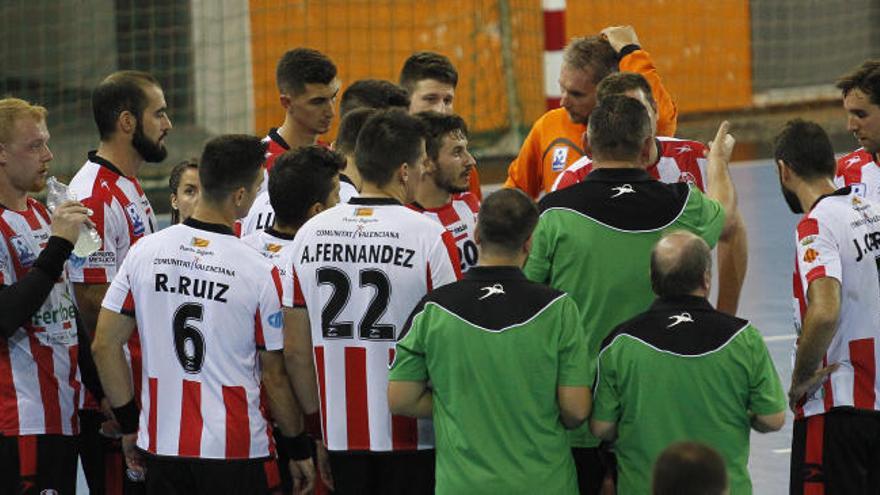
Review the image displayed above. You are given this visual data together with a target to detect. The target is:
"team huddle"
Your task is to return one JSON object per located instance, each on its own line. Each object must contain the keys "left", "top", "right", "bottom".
{"left": 1, "top": 24, "right": 880, "bottom": 495}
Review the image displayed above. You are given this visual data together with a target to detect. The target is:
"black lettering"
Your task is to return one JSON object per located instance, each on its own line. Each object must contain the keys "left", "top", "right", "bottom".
{"left": 345, "top": 244, "right": 357, "bottom": 262}
{"left": 394, "top": 247, "right": 404, "bottom": 266}
{"left": 178, "top": 276, "right": 192, "bottom": 296}
{"left": 402, "top": 249, "right": 415, "bottom": 268}
{"left": 380, "top": 246, "right": 393, "bottom": 264}
{"left": 333, "top": 243, "right": 343, "bottom": 262}
{"left": 369, "top": 245, "right": 381, "bottom": 263}
{"left": 300, "top": 246, "right": 310, "bottom": 264}
{"left": 155, "top": 273, "right": 169, "bottom": 292}
{"left": 856, "top": 238, "right": 865, "bottom": 262}
{"left": 193, "top": 279, "right": 207, "bottom": 299}
{"left": 357, "top": 245, "right": 368, "bottom": 263}
{"left": 214, "top": 283, "right": 229, "bottom": 303}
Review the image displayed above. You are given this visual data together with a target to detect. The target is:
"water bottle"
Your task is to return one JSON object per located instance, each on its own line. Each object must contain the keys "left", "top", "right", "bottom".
{"left": 45, "top": 177, "right": 102, "bottom": 257}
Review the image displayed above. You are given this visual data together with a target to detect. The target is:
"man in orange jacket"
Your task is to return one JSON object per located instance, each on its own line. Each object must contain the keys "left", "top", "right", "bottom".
{"left": 505, "top": 25, "right": 678, "bottom": 198}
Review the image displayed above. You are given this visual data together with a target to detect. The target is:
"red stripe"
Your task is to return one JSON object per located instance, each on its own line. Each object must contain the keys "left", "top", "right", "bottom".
{"left": 426, "top": 263, "right": 433, "bottom": 292}
{"left": 270, "top": 267, "right": 283, "bottom": 303}
{"left": 315, "top": 346, "right": 328, "bottom": 440}
{"left": 179, "top": 379, "right": 203, "bottom": 456}
{"left": 255, "top": 308, "right": 266, "bottom": 348}
{"left": 441, "top": 230, "right": 463, "bottom": 280}
{"left": 0, "top": 215, "right": 27, "bottom": 280}
{"left": 805, "top": 266, "right": 827, "bottom": 283}
{"left": 546, "top": 97, "right": 561, "bottom": 110}
{"left": 223, "top": 385, "right": 251, "bottom": 458}
{"left": 793, "top": 260, "right": 807, "bottom": 320}
{"left": 797, "top": 217, "right": 819, "bottom": 240}
{"left": 83, "top": 267, "right": 108, "bottom": 284}
{"left": 105, "top": 450, "right": 124, "bottom": 494}
{"left": 148, "top": 377, "right": 158, "bottom": 453}
{"left": 128, "top": 331, "right": 143, "bottom": 403}
{"left": 344, "top": 347, "right": 370, "bottom": 450}
{"left": 30, "top": 199, "right": 51, "bottom": 225}
{"left": 804, "top": 415, "right": 825, "bottom": 495}
{"left": 543, "top": 10, "right": 566, "bottom": 50}
{"left": 263, "top": 458, "right": 281, "bottom": 490}
{"left": 17, "top": 435, "right": 37, "bottom": 477}
{"left": 292, "top": 268, "right": 306, "bottom": 307}
{"left": 459, "top": 193, "right": 480, "bottom": 213}
{"left": 20, "top": 207, "right": 42, "bottom": 230}
{"left": 849, "top": 338, "right": 876, "bottom": 409}
{"left": 0, "top": 339, "right": 20, "bottom": 434}
{"left": 28, "top": 332, "right": 62, "bottom": 433}
{"left": 122, "top": 289, "right": 136, "bottom": 314}
{"left": 822, "top": 356, "right": 834, "bottom": 413}
{"left": 68, "top": 345, "right": 81, "bottom": 434}
{"left": 435, "top": 204, "right": 461, "bottom": 227}
{"left": 389, "top": 349, "right": 418, "bottom": 450}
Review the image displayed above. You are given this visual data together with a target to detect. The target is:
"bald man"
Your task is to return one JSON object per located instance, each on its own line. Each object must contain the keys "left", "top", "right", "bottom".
{"left": 652, "top": 442, "right": 728, "bottom": 495}
{"left": 590, "top": 231, "right": 785, "bottom": 495}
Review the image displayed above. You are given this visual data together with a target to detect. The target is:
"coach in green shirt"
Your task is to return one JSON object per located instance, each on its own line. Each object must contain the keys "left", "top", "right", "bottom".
{"left": 591, "top": 231, "right": 787, "bottom": 495}
{"left": 523, "top": 94, "right": 742, "bottom": 493}
{"left": 388, "top": 189, "right": 592, "bottom": 495}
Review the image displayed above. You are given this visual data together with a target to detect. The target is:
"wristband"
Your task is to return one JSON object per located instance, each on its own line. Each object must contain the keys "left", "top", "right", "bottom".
{"left": 617, "top": 44, "right": 641, "bottom": 58}
{"left": 304, "top": 413, "right": 322, "bottom": 440}
{"left": 112, "top": 399, "right": 140, "bottom": 434}
{"left": 282, "top": 432, "right": 314, "bottom": 461}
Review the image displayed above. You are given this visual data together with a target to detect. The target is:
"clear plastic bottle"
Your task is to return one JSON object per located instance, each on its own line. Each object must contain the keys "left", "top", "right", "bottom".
{"left": 45, "top": 177, "right": 102, "bottom": 257}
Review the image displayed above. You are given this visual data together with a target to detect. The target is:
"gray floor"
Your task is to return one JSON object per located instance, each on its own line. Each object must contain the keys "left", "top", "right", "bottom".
{"left": 77, "top": 159, "right": 799, "bottom": 493}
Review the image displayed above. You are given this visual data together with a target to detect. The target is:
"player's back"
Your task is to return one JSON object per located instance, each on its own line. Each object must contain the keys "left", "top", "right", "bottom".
{"left": 282, "top": 197, "right": 460, "bottom": 452}
{"left": 110, "top": 220, "right": 283, "bottom": 459}
{"left": 793, "top": 189, "right": 880, "bottom": 417}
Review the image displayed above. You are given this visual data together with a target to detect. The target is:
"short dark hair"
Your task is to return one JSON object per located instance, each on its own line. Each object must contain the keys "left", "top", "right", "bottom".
{"left": 198, "top": 135, "right": 266, "bottom": 203}
{"left": 335, "top": 107, "right": 377, "bottom": 157}
{"left": 652, "top": 442, "right": 728, "bottom": 495}
{"left": 269, "top": 146, "right": 346, "bottom": 228}
{"left": 339, "top": 79, "right": 410, "bottom": 118}
{"left": 650, "top": 231, "right": 712, "bottom": 298}
{"left": 415, "top": 111, "right": 469, "bottom": 161}
{"left": 399, "top": 52, "right": 459, "bottom": 93}
{"left": 773, "top": 119, "right": 836, "bottom": 180}
{"left": 597, "top": 72, "right": 656, "bottom": 112}
{"left": 355, "top": 109, "right": 427, "bottom": 187}
{"left": 563, "top": 36, "right": 618, "bottom": 84}
{"left": 276, "top": 48, "right": 337, "bottom": 96}
{"left": 836, "top": 59, "right": 880, "bottom": 105}
{"left": 587, "top": 94, "right": 651, "bottom": 162}
{"left": 476, "top": 189, "right": 538, "bottom": 255}
{"left": 92, "top": 70, "right": 159, "bottom": 141}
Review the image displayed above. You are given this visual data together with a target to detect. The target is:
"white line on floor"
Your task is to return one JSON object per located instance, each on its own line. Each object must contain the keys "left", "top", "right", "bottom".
{"left": 764, "top": 334, "right": 797, "bottom": 342}
{"left": 773, "top": 448, "right": 792, "bottom": 454}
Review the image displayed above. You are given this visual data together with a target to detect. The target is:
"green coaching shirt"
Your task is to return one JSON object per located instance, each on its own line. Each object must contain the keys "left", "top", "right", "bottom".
{"left": 389, "top": 266, "right": 591, "bottom": 495}
{"left": 524, "top": 168, "right": 726, "bottom": 447}
{"left": 593, "top": 295, "right": 786, "bottom": 495}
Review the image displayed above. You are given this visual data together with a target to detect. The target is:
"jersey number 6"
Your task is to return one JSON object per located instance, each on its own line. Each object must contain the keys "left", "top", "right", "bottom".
{"left": 173, "top": 303, "right": 206, "bottom": 373}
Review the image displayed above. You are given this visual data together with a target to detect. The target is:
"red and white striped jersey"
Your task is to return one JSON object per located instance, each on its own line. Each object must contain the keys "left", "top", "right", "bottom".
{"left": 241, "top": 228, "right": 294, "bottom": 276}
{"left": 409, "top": 192, "right": 480, "bottom": 273}
{"left": 68, "top": 152, "right": 157, "bottom": 284}
{"left": 551, "top": 137, "right": 708, "bottom": 192}
{"left": 0, "top": 198, "right": 82, "bottom": 436}
{"left": 278, "top": 197, "right": 461, "bottom": 452}
{"left": 791, "top": 188, "right": 880, "bottom": 418}
{"left": 102, "top": 219, "right": 285, "bottom": 460}
{"left": 835, "top": 148, "right": 880, "bottom": 205}
{"left": 257, "top": 129, "right": 291, "bottom": 197}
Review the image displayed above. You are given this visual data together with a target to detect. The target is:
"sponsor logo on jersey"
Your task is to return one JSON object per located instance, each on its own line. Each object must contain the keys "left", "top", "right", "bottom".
{"left": 803, "top": 247, "right": 819, "bottom": 263}
{"left": 851, "top": 183, "right": 867, "bottom": 198}
{"left": 679, "top": 171, "right": 697, "bottom": 185}
{"left": 265, "top": 243, "right": 283, "bottom": 253}
{"left": 610, "top": 184, "right": 636, "bottom": 198}
{"left": 10, "top": 235, "right": 37, "bottom": 267}
{"left": 845, "top": 155, "right": 862, "bottom": 166}
{"left": 667, "top": 312, "right": 694, "bottom": 328}
{"left": 551, "top": 147, "right": 569, "bottom": 171}
{"left": 268, "top": 311, "right": 283, "bottom": 328}
{"left": 478, "top": 283, "right": 505, "bottom": 300}
{"left": 191, "top": 237, "right": 211, "bottom": 248}
{"left": 675, "top": 145, "right": 693, "bottom": 154}
{"left": 799, "top": 235, "right": 816, "bottom": 247}
{"left": 125, "top": 202, "right": 145, "bottom": 236}
{"left": 69, "top": 254, "right": 86, "bottom": 269}
{"left": 355, "top": 207, "right": 374, "bottom": 217}
{"left": 87, "top": 250, "right": 116, "bottom": 267}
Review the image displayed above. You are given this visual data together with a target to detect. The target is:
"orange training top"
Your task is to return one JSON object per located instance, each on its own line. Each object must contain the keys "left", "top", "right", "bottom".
{"left": 504, "top": 49, "right": 678, "bottom": 198}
